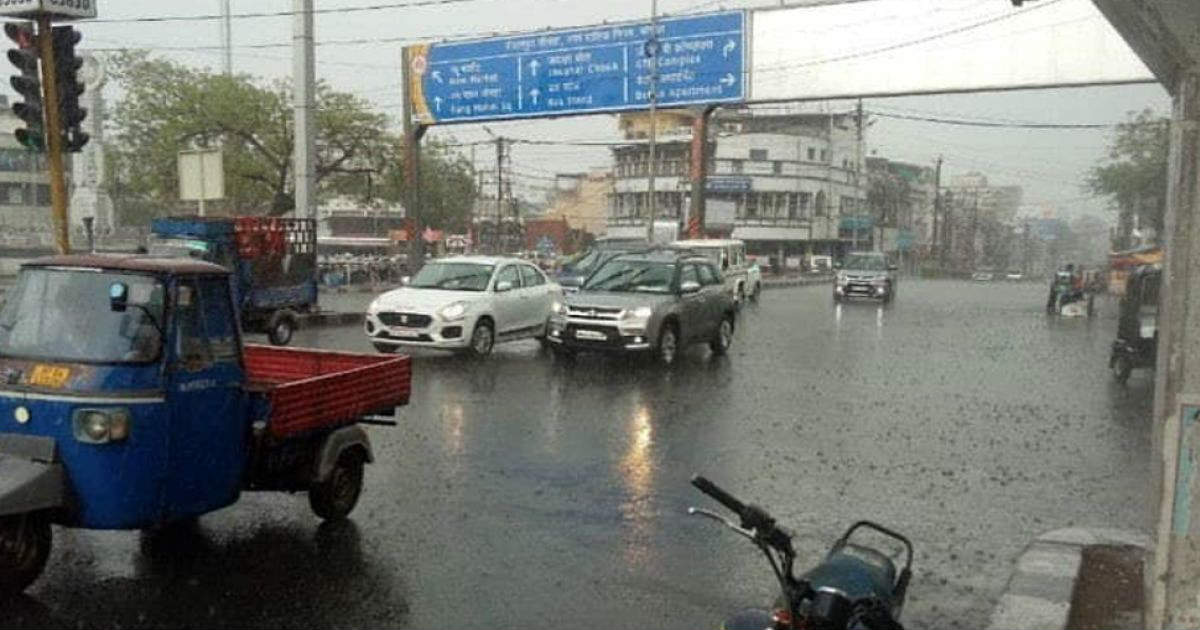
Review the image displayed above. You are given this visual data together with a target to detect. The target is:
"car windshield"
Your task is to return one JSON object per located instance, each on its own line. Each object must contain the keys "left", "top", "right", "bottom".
{"left": 583, "top": 260, "right": 675, "bottom": 293}
{"left": 843, "top": 254, "right": 888, "bottom": 271}
{"left": 562, "top": 249, "right": 603, "bottom": 275}
{"left": 0, "top": 268, "right": 166, "bottom": 364}
{"left": 409, "top": 262, "right": 494, "bottom": 291}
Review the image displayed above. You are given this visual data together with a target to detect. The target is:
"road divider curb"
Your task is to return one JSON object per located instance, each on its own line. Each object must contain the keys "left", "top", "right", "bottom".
{"left": 761, "top": 275, "right": 832, "bottom": 289}
{"left": 986, "top": 527, "right": 1148, "bottom": 630}
{"left": 300, "top": 312, "right": 364, "bottom": 328}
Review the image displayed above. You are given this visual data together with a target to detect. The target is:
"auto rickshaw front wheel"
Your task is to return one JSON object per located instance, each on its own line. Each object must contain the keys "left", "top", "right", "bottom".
{"left": 309, "top": 451, "right": 365, "bottom": 521}
{"left": 0, "top": 512, "right": 51, "bottom": 596}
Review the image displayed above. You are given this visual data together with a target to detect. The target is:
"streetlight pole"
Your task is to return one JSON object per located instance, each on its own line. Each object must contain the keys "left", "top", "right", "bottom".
{"left": 645, "top": 0, "right": 659, "bottom": 244}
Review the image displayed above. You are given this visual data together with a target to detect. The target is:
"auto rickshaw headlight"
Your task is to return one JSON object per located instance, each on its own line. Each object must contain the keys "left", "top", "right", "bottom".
{"left": 72, "top": 408, "right": 131, "bottom": 444}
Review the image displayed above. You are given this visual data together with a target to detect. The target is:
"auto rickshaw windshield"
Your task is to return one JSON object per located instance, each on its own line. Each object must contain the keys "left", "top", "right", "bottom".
{"left": 0, "top": 268, "right": 166, "bottom": 364}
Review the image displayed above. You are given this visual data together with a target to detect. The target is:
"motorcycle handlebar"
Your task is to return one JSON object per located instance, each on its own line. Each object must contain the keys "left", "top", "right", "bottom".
{"left": 691, "top": 475, "right": 748, "bottom": 518}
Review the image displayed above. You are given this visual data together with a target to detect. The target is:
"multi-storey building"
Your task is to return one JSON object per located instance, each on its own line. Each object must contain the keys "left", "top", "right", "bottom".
{"left": 605, "top": 107, "right": 867, "bottom": 267}
{"left": 0, "top": 96, "right": 57, "bottom": 242}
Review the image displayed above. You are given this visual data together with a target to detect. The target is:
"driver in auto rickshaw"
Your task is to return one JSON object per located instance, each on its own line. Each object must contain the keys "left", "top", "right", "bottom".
{"left": 1047, "top": 264, "right": 1085, "bottom": 312}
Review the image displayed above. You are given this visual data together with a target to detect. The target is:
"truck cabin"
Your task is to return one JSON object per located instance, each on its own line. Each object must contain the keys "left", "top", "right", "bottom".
{"left": 0, "top": 255, "right": 237, "bottom": 371}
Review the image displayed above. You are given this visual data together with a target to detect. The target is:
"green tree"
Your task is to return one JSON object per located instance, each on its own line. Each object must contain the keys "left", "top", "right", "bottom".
{"left": 105, "top": 52, "right": 476, "bottom": 228}
{"left": 1087, "top": 108, "right": 1169, "bottom": 249}
{"left": 368, "top": 137, "right": 478, "bottom": 232}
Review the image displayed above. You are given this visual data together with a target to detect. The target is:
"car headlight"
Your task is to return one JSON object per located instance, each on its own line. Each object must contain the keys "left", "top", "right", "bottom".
{"left": 871, "top": 277, "right": 889, "bottom": 286}
{"left": 623, "top": 306, "right": 653, "bottom": 320}
{"left": 836, "top": 273, "right": 849, "bottom": 285}
{"left": 552, "top": 301, "right": 567, "bottom": 316}
{"left": 438, "top": 301, "right": 468, "bottom": 321}
{"left": 72, "top": 408, "right": 131, "bottom": 444}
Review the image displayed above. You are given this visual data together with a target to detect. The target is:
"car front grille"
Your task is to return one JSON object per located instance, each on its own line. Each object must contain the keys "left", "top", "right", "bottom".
{"left": 378, "top": 311, "right": 432, "bottom": 328}
{"left": 566, "top": 305, "right": 623, "bottom": 321}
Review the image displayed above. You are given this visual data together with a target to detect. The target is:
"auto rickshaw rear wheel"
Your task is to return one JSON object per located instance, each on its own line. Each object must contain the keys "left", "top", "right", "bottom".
{"left": 0, "top": 513, "right": 51, "bottom": 596}
{"left": 1112, "top": 354, "right": 1134, "bottom": 385}
{"left": 309, "top": 451, "right": 365, "bottom": 521}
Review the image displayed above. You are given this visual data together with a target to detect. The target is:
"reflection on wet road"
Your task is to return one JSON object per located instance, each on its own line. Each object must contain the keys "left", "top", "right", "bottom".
{"left": 19, "top": 280, "right": 1152, "bottom": 629}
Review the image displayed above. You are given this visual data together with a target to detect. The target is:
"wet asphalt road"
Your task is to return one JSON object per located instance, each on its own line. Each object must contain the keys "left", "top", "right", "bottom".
{"left": 12, "top": 280, "right": 1152, "bottom": 629}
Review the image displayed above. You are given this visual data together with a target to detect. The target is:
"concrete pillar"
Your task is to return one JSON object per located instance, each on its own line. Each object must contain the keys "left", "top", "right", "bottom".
{"left": 689, "top": 106, "right": 715, "bottom": 237}
{"left": 1150, "top": 72, "right": 1200, "bottom": 629}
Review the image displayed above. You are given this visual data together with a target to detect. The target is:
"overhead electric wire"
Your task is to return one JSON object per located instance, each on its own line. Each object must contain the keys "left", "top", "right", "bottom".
{"left": 83, "top": 0, "right": 491, "bottom": 24}
{"left": 866, "top": 110, "right": 1111, "bottom": 130}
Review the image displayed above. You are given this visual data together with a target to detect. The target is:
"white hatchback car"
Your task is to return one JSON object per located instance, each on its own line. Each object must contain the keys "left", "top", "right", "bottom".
{"left": 365, "top": 256, "right": 562, "bottom": 356}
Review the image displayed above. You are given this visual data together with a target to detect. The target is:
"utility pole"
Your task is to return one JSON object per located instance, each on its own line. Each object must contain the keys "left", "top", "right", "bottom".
{"left": 645, "top": 0, "right": 659, "bottom": 244}
{"left": 221, "top": 0, "right": 232, "bottom": 76}
{"left": 854, "top": 99, "right": 864, "bottom": 252}
{"left": 292, "top": 0, "right": 316, "bottom": 222}
{"left": 932, "top": 156, "right": 942, "bottom": 271}
{"left": 36, "top": 17, "right": 68, "bottom": 254}
{"left": 495, "top": 135, "right": 505, "bottom": 254}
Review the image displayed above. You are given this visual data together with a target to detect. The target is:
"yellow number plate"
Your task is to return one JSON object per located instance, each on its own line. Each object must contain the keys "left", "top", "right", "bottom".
{"left": 28, "top": 365, "right": 71, "bottom": 388}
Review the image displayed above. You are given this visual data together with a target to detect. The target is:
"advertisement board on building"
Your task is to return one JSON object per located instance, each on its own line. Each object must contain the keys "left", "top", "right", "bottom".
{"left": 706, "top": 177, "right": 752, "bottom": 192}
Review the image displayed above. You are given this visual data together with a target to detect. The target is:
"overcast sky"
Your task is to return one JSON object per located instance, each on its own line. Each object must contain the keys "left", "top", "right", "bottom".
{"left": 60, "top": 0, "right": 1171, "bottom": 220}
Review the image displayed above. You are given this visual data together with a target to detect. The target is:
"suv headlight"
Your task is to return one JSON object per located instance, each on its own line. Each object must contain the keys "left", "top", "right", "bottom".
{"left": 623, "top": 306, "right": 653, "bottom": 320}
{"left": 871, "top": 277, "right": 889, "bottom": 286}
{"left": 551, "top": 301, "right": 568, "bottom": 316}
{"left": 836, "top": 272, "right": 849, "bottom": 285}
{"left": 73, "top": 408, "right": 131, "bottom": 444}
{"left": 438, "top": 301, "right": 468, "bottom": 321}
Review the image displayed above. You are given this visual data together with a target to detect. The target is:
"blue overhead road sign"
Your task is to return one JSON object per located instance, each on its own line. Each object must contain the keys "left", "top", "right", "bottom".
{"left": 406, "top": 11, "right": 746, "bottom": 125}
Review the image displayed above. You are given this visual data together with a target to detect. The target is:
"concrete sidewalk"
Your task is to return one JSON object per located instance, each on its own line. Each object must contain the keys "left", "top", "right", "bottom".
{"left": 987, "top": 528, "right": 1149, "bottom": 630}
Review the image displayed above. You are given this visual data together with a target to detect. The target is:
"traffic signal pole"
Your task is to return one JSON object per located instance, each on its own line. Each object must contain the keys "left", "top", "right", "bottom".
{"left": 36, "top": 15, "right": 68, "bottom": 255}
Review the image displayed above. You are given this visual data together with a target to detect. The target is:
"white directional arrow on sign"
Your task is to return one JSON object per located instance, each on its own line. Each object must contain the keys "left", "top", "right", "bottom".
{"left": 723, "top": 40, "right": 737, "bottom": 58}
{"left": 529, "top": 59, "right": 540, "bottom": 77}
{"left": 530, "top": 88, "right": 541, "bottom": 105}
{"left": 431, "top": 70, "right": 443, "bottom": 83}
{"left": 720, "top": 73, "right": 736, "bottom": 87}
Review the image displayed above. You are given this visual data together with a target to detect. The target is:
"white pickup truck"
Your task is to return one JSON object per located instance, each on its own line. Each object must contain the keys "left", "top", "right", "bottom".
{"left": 671, "top": 239, "right": 762, "bottom": 306}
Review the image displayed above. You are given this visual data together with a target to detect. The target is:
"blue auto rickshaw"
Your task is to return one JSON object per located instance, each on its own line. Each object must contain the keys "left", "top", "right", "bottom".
{"left": 0, "top": 255, "right": 411, "bottom": 595}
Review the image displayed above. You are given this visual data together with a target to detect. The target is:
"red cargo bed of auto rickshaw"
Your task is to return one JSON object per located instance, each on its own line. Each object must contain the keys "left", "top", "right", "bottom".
{"left": 243, "top": 344, "right": 411, "bottom": 439}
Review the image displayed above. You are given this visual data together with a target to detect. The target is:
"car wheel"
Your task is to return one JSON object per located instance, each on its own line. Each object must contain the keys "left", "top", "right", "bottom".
{"left": 656, "top": 323, "right": 679, "bottom": 366}
{"left": 267, "top": 312, "right": 295, "bottom": 346}
{"left": 309, "top": 451, "right": 365, "bottom": 521}
{"left": 0, "top": 513, "right": 51, "bottom": 596}
{"left": 1112, "top": 354, "right": 1134, "bottom": 385}
{"left": 469, "top": 320, "right": 495, "bottom": 357}
{"left": 710, "top": 316, "right": 734, "bottom": 355}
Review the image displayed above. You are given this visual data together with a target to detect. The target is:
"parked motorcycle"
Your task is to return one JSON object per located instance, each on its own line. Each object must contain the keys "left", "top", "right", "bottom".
{"left": 689, "top": 475, "right": 912, "bottom": 630}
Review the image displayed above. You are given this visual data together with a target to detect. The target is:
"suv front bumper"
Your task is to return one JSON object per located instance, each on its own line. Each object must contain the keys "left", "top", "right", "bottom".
{"left": 835, "top": 282, "right": 889, "bottom": 299}
{"left": 546, "top": 319, "right": 653, "bottom": 352}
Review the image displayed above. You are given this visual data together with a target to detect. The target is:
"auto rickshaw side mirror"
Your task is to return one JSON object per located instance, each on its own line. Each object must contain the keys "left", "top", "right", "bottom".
{"left": 109, "top": 282, "right": 129, "bottom": 312}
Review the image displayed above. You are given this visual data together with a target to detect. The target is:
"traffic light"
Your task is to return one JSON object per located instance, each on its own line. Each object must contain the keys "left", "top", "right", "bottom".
{"left": 51, "top": 25, "right": 87, "bottom": 152}
{"left": 5, "top": 22, "right": 43, "bottom": 151}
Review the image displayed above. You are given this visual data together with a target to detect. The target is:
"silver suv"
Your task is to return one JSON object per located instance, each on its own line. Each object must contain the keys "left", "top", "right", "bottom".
{"left": 833, "top": 252, "right": 898, "bottom": 302}
{"left": 546, "top": 250, "right": 737, "bottom": 365}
